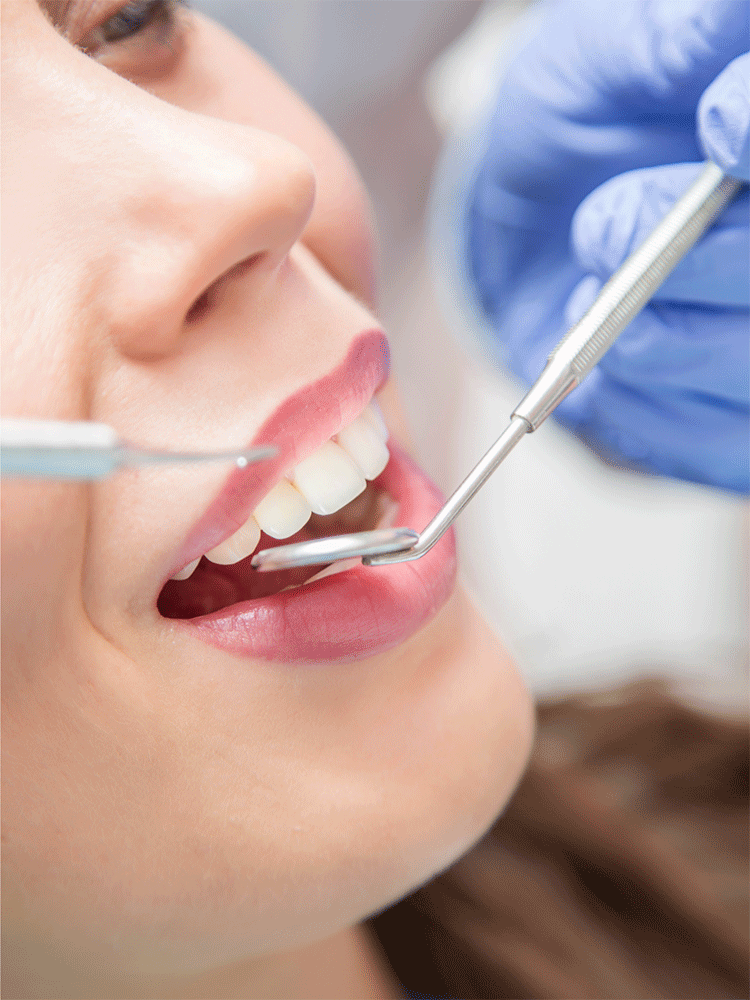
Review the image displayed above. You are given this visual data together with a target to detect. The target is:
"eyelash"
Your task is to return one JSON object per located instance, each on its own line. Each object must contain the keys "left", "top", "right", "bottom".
{"left": 82, "top": 0, "right": 189, "bottom": 56}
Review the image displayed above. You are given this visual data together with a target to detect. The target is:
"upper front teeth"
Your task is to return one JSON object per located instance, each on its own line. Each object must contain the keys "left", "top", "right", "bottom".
{"left": 171, "top": 402, "right": 389, "bottom": 579}
{"left": 336, "top": 413, "right": 390, "bottom": 480}
{"left": 292, "top": 440, "right": 365, "bottom": 515}
{"left": 203, "top": 515, "right": 261, "bottom": 565}
{"left": 253, "top": 479, "right": 311, "bottom": 539}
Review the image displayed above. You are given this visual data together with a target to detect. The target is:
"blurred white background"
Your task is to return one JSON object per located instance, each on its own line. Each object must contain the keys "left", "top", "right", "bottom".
{"left": 194, "top": 1, "right": 748, "bottom": 708}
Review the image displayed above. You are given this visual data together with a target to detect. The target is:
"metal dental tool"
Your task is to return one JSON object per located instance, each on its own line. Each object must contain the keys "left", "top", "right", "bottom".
{"left": 252, "top": 161, "right": 743, "bottom": 573}
{"left": 1, "top": 418, "right": 277, "bottom": 480}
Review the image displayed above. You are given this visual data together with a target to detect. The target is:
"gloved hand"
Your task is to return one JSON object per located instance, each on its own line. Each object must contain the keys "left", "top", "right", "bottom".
{"left": 467, "top": 0, "right": 749, "bottom": 493}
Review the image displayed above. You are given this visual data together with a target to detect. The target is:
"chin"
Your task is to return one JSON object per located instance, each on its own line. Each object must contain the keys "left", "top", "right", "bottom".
{"left": 339, "top": 584, "right": 534, "bottom": 917}
{"left": 143, "top": 586, "right": 531, "bottom": 974}
{"left": 238, "top": 584, "right": 534, "bottom": 959}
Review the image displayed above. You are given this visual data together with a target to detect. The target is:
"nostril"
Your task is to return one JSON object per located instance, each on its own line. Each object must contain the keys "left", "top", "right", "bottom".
{"left": 185, "top": 253, "right": 263, "bottom": 325}
{"left": 185, "top": 288, "right": 211, "bottom": 324}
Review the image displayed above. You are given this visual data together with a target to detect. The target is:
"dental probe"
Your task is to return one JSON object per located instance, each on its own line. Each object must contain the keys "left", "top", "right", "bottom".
{"left": 1, "top": 418, "right": 277, "bottom": 480}
{"left": 251, "top": 161, "right": 744, "bottom": 573}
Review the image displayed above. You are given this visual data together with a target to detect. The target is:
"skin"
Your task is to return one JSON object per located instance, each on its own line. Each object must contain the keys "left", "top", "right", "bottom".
{"left": 1, "top": 2, "right": 535, "bottom": 998}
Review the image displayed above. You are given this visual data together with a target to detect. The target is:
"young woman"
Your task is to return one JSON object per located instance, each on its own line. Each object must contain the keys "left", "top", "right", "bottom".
{"left": 1, "top": 2, "right": 534, "bottom": 997}
{"left": 6, "top": 6, "right": 747, "bottom": 1000}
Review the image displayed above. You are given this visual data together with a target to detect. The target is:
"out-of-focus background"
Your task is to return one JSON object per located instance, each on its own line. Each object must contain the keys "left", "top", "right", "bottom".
{"left": 195, "top": 1, "right": 748, "bottom": 709}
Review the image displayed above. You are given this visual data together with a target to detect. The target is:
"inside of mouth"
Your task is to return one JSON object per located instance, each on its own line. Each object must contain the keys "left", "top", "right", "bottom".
{"left": 158, "top": 482, "right": 393, "bottom": 619}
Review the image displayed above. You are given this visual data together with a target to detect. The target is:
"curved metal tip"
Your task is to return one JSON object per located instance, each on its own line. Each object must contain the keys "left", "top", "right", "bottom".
{"left": 251, "top": 527, "right": 419, "bottom": 572}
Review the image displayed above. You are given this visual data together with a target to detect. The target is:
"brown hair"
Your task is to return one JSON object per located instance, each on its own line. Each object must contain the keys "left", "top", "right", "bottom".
{"left": 370, "top": 680, "right": 749, "bottom": 1000}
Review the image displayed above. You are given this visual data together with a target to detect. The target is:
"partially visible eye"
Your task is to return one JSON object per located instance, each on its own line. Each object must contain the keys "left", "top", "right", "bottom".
{"left": 78, "top": 0, "right": 190, "bottom": 77}
{"left": 96, "top": 0, "right": 179, "bottom": 44}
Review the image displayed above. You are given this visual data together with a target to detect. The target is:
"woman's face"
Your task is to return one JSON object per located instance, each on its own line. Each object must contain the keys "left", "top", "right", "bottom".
{"left": 2, "top": 0, "right": 533, "bottom": 985}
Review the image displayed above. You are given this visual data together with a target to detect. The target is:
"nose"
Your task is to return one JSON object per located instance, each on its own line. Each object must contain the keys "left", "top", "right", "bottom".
{"left": 104, "top": 102, "right": 316, "bottom": 360}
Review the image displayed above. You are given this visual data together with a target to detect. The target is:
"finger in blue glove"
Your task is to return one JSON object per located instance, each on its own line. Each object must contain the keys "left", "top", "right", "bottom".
{"left": 465, "top": 0, "right": 749, "bottom": 493}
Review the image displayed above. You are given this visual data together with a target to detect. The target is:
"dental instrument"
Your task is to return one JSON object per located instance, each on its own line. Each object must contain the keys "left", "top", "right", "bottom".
{"left": 1, "top": 418, "right": 277, "bottom": 480}
{"left": 252, "top": 161, "right": 744, "bottom": 572}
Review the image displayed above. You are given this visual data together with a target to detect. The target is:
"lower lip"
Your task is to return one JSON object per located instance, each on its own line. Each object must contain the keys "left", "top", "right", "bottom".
{"left": 178, "top": 440, "right": 457, "bottom": 664}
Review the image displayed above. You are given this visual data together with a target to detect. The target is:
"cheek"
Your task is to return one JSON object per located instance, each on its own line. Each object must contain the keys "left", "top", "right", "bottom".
{"left": 299, "top": 162, "right": 378, "bottom": 309}
{"left": 0, "top": 483, "right": 88, "bottom": 670}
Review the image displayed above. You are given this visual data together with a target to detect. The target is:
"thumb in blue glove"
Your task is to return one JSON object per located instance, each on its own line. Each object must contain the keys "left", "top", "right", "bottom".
{"left": 562, "top": 161, "right": 748, "bottom": 492}
{"left": 699, "top": 51, "right": 750, "bottom": 180}
{"left": 557, "top": 50, "right": 750, "bottom": 492}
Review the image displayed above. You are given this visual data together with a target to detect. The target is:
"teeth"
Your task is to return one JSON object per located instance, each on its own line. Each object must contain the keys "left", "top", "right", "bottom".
{"left": 172, "top": 402, "right": 390, "bottom": 579}
{"left": 252, "top": 480, "right": 311, "bottom": 539}
{"left": 292, "top": 440, "right": 366, "bottom": 516}
{"left": 362, "top": 401, "right": 389, "bottom": 441}
{"left": 205, "top": 516, "right": 261, "bottom": 565}
{"left": 336, "top": 411, "right": 389, "bottom": 480}
{"left": 171, "top": 557, "right": 200, "bottom": 581}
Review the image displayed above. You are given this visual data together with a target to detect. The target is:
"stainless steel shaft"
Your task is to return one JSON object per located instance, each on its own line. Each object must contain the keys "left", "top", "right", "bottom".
{"left": 363, "top": 415, "right": 529, "bottom": 565}
{"left": 364, "top": 162, "right": 742, "bottom": 567}
{"left": 0, "top": 418, "right": 278, "bottom": 479}
{"left": 512, "top": 161, "right": 743, "bottom": 429}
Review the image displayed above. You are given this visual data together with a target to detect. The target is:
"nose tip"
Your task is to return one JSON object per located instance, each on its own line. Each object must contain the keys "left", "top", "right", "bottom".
{"left": 107, "top": 118, "right": 317, "bottom": 360}
{"left": 208, "top": 128, "right": 317, "bottom": 266}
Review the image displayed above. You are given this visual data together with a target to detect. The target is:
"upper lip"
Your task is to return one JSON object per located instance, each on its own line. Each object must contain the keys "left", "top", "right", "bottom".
{"left": 165, "top": 329, "right": 390, "bottom": 583}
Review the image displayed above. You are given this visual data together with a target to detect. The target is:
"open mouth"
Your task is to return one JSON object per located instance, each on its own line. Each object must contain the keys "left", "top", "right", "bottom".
{"left": 154, "top": 333, "right": 457, "bottom": 663}
{"left": 158, "top": 478, "right": 395, "bottom": 619}
{"left": 162, "top": 437, "right": 456, "bottom": 664}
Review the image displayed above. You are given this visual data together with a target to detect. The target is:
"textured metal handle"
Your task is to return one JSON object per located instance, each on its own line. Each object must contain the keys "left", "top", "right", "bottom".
{"left": 555, "top": 161, "right": 741, "bottom": 377}
{"left": 513, "top": 162, "right": 743, "bottom": 430}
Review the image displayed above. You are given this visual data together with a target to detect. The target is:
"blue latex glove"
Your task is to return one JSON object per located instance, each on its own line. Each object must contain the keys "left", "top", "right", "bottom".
{"left": 467, "top": 0, "right": 749, "bottom": 493}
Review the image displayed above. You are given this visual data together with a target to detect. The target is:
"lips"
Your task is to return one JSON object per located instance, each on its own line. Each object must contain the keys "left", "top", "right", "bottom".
{"left": 159, "top": 329, "right": 457, "bottom": 664}
{"left": 169, "top": 439, "right": 457, "bottom": 663}
{"left": 165, "top": 330, "right": 392, "bottom": 581}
